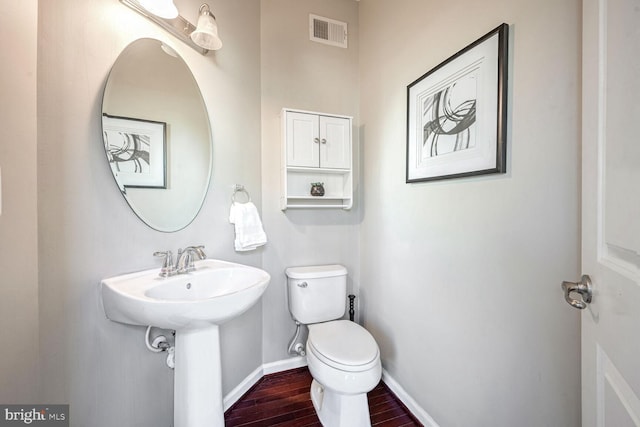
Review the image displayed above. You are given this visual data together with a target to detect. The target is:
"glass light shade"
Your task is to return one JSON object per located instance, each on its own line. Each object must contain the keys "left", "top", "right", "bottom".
{"left": 190, "top": 11, "right": 223, "bottom": 51}
{"left": 139, "top": 0, "right": 179, "bottom": 19}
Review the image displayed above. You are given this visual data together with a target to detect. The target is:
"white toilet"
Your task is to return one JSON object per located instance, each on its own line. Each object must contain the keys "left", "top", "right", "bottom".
{"left": 286, "top": 265, "right": 382, "bottom": 427}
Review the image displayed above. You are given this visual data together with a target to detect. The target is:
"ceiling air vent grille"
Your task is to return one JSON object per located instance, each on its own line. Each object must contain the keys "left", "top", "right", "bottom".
{"left": 309, "top": 14, "right": 348, "bottom": 48}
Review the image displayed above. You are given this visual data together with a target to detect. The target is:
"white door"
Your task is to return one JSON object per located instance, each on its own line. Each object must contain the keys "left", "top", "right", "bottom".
{"left": 286, "top": 111, "right": 320, "bottom": 168}
{"left": 319, "top": 115, "right": 351, "bottom": 169}
{"left": 576, "top": 0, "right": 640, "bottom": 425}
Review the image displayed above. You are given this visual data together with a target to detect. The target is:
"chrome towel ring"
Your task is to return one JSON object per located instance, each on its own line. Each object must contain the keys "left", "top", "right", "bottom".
{"left": 232, "top": 184, "right": 251, "bottom": 204}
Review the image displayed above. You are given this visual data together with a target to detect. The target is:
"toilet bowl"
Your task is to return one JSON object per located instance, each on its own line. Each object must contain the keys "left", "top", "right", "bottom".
{"left": 306, "top": 320, "right": 381, "bottom": 427}
{"left": 286, "top": 265, "right": 382, "bottom": 427}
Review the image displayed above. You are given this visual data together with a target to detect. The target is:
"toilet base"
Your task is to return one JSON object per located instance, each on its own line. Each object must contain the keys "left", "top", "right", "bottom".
{"left": 310, "top": 379, "right": 372, "bottom": 427}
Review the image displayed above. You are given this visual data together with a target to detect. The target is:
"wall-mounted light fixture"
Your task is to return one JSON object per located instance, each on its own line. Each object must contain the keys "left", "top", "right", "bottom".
{"left": 120, "top": 0, "right": 223, "bottom": 55}
{"left": 190, "top": 4, "right": 222, "bottom": 51}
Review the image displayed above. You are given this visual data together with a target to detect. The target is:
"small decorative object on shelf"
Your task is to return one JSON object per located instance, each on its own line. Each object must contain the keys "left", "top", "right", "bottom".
{"left": 310, "top": 182, "right": 325, "bottom": 196}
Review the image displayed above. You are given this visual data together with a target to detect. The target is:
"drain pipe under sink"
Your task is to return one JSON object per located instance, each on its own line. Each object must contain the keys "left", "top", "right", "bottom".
{"left": 144, "top": 326, "right": 175, "bottom": 369}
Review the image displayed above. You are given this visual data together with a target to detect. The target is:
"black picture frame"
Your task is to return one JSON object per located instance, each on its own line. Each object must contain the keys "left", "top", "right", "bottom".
{"left": 406, "top": 23, "right": 509, "bottom": 183}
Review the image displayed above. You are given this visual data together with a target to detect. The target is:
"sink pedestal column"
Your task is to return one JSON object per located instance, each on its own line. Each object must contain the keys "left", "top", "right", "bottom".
{"left": 174, "top": 325, "right": 224, "bottom": 427}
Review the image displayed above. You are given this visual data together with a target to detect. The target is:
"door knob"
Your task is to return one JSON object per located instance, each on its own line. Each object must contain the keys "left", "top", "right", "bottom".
{"left": 561, "top": 275, "right": 593, "bottom": 309}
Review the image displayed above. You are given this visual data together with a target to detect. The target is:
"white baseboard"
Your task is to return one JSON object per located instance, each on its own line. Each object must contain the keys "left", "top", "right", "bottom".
{"left": 381, "top": 369, "right": 440, "bottom": 427}
{"left": 224, "top": 358, "right": 439, "bottom": 427}
{"left": 223, "top": 365, "right": 264, "bottom": 411}
{"left": 223, "top": 356, "right": 307, "bottom": 411}
{"left": 263, "top": 356, "right": 307, "bottom": 374}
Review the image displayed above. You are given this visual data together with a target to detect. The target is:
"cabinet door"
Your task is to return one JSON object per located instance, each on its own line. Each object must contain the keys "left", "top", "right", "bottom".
{"left": 319, "top": 115, "right": 351, "bottom": 169}
{"left": 286, "top": 112, "right": 319, "bottom": 167}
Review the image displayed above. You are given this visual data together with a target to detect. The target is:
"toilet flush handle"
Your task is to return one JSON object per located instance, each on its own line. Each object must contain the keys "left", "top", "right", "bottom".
{"left": 297, "top": 281, "right": 308, "bottom": 288}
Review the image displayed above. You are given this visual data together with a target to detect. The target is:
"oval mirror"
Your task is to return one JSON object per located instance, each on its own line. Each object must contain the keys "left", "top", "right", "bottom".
{"left": 101, "top": 38, "right": 212, "bottom": 232}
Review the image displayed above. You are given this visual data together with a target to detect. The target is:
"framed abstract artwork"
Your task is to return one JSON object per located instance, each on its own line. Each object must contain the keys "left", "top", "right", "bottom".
{"left": 406, "top": 23, "right": 509, "bottom": 182}
{"left": 102, "top": 114, "right": 167, "bottom": 189}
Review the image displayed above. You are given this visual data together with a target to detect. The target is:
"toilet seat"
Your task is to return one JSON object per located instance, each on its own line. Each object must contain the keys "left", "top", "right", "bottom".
{"left": 307, "top": 320, "right": 379, "bottom": 372}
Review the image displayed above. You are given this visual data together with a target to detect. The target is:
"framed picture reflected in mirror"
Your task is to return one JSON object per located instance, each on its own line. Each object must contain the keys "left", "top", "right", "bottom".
{"left": 102, "top": 114, "right": 167, "bottom": 189}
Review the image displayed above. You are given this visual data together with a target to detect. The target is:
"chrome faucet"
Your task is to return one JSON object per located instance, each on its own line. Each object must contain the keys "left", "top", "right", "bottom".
{"left": 154, "top": 245, "right": 206, "bottom": 277}
{"left": 176, "top": 245, "right": 207, "bottom": 274}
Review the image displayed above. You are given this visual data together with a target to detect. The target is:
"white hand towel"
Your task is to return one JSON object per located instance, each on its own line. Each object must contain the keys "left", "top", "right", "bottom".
{"left": 229, "top": 201, "right": 267, "bottom": 251}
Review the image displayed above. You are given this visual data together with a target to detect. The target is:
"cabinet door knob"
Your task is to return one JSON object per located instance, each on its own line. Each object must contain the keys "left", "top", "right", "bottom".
{"left": 313, "top": 138, "right": 320, "bottom": 144}
{"left": 321, "top": 138, "right": 327, "bottom": 144}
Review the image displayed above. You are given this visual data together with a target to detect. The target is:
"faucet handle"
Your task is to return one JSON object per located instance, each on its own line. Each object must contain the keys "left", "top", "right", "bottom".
{"left": 153, "top": 250, "right": 176, "bottom": 277}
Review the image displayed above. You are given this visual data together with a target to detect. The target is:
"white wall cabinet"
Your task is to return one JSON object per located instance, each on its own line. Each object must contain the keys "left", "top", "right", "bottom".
{"left": 281, "top": 109, "right": 353, "bottom": 210}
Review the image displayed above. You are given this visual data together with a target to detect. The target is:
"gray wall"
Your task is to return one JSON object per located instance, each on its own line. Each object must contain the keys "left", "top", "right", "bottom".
{"left": 2, "top": 1, "right": 584, "bottom": 426}
{"left": 260, "top": 0, "right": 361, "bottom": 363}
{"left": 358, "top": 0, "right": 581, "bottom": 426}
{"left": 37, "top": 0, "right": 262, "bottom": 425}
{"left": 0, "top": 0, "right": 39, "bottom": 404}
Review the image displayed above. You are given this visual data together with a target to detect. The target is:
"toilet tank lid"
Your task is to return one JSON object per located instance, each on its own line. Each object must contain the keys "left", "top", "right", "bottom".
{"left": 285, "top": 264, "right": 347, "bottom": 279}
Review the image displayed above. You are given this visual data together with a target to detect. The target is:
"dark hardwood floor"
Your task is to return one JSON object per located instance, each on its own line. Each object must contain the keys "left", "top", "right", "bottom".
{"left": 224, "top": 367, "right": 423, "bottom": 427}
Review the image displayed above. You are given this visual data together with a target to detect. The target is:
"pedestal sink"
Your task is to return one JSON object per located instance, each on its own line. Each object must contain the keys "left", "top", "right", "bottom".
{"left": 101, "top": 259, "right": 270, "bottom": 427}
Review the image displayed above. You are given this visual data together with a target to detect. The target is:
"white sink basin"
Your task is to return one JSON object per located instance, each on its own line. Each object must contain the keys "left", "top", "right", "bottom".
{"left": 101, "top": 259, "right": 270, "bottom": 330}
{"left": 101, "top": 259, "right": 271, "bottom": 426}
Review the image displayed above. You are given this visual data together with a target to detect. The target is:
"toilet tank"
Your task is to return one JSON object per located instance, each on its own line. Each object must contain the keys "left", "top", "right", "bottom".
{"left": 286, "top": 265, "right": 347, "bottom": 324}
